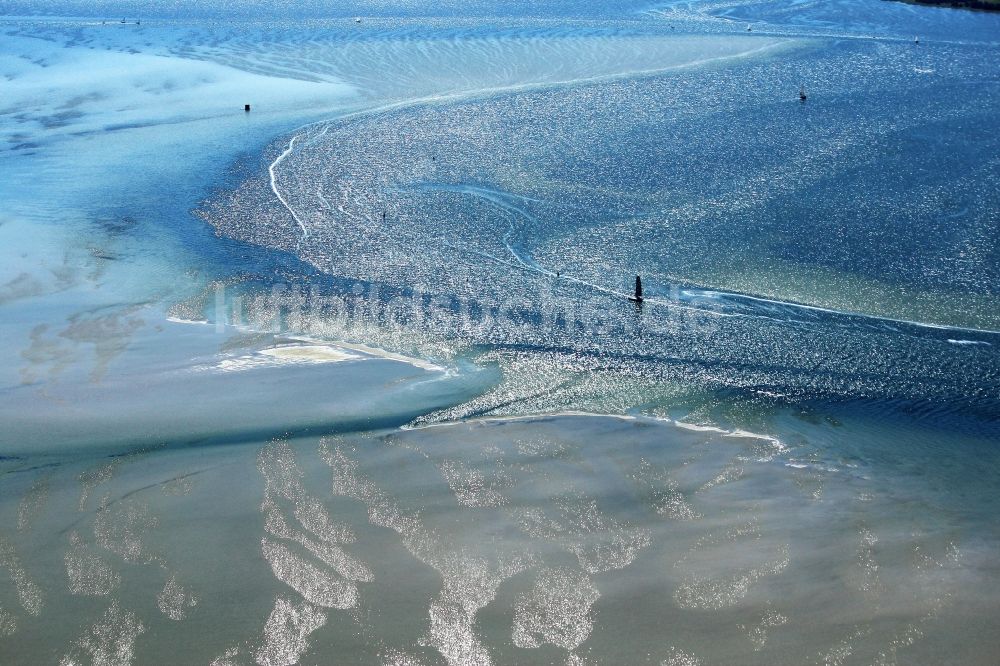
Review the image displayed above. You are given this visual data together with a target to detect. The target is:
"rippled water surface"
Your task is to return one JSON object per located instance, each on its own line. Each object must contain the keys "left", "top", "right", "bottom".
{"left": 1, "top": 0, "right": 999, "bottom": 664}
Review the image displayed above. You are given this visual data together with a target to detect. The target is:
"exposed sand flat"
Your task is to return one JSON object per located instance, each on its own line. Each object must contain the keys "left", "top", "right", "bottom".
{"left": 259, "top": 344, "right": 361, "bottom": 363}
{"left": 327, "top": 340, "right": 446, "bottom": 372}
{"left": 0, "top": 32, "right": 358, "bottom": 153}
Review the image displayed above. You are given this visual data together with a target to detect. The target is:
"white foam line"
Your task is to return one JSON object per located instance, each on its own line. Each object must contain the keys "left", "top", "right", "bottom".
{"left": 644, "top": 415, "right": 785, "bottom": 449}
{"left": 402, "top": 411, "right": 638, "bottom": 431}
{"left": 404, "top": 411, "right": 784, "bottom": 451}
{"left": 726, "top": 428, "right": 786, "bottom": 451}
{"left": 703, "top": 289, "right": 1000, "bottom": 336}
{"left": 269, "top": 133, "right": 310, "bottom": 247}
{"left": 166, "top": 316, "right": 210, "bottom": 325}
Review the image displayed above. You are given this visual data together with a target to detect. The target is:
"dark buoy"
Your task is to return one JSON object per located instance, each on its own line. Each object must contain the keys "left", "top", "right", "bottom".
{"left": 629, "top": 275, "right": 644, "bottom": 304}
{"left": 798, "top": 84, "right": 807, "bottom": 102}
{"left": 244, "top": 104, "right": 251, "bottom": 112}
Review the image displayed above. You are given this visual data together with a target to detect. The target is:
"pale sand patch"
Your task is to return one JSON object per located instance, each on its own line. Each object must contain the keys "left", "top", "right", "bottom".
{"left": 259, "top": 345, "right": 360, "bottom": 363}
{"left": 290, "top": 339, "right": 445, "bottom": 372}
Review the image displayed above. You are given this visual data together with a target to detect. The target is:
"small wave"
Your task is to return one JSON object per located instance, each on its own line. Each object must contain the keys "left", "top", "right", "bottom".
{"left": 291, "top": 338, "right": 446, "bottom": 372}
{"left": 405, "top": 411, "right": 786, "bottom": 454}
{"left": 166, "top": 316, "right": 210, "bottom": 326}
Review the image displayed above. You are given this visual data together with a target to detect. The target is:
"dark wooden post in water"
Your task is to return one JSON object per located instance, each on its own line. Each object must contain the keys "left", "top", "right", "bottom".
{"left": 244, "top": 104, "right": 251, "bottom": 112}
{"left": 629, "top": 275, "right": 643, "bottom": 304}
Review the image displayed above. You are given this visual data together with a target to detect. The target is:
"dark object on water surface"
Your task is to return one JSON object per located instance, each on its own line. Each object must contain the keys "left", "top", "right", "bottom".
{"left": 799, "top": 85, "right": 807, "bottom": 102}
{"left": 629, "top": 275, "right": 643, "bottom": 304}
{"left": 244, "top": 104, "right": 251, "bottom": 112}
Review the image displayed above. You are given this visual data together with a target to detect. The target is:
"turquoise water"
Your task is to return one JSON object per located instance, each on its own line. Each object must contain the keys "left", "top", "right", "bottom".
{"left": 1, "top": 1, "right": 999, "bottom": 664}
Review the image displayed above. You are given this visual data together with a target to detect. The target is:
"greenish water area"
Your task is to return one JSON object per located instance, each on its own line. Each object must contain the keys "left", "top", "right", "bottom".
{"left": 1, "top": 1, "right": 999, "bottom": 664}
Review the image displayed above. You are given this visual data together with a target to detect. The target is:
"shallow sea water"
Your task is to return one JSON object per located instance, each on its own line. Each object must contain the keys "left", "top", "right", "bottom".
{"left": 1, "top": 0, "right": 999, "bottom": 664}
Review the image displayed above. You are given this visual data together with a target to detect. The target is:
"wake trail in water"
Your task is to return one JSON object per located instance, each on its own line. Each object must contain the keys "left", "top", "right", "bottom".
{"left": 404, "top": 183, "right": 1000, "bottom": 343}
{"left": 401, "top": 183, "right": 551, "bottom": 273}
{"left": 269, "top": 133, "right": 310, "bottom": 250}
